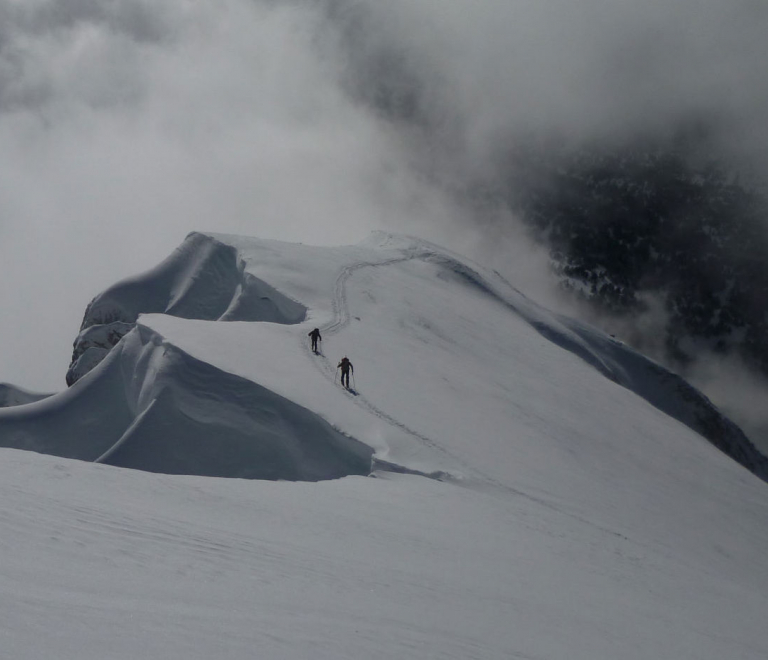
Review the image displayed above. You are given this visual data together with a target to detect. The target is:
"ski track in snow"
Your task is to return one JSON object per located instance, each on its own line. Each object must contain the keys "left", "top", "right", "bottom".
{"left": 4, "top": 233, "right": 768, "bottom": 660}
{"left": 301, "top": 253, "right": 463, "bottom": 478}
{"left": 295, "top": 246, "right": 661, "bottom": 539}
{"left": 298, "top": 249, "right": 583, "bottom": 510}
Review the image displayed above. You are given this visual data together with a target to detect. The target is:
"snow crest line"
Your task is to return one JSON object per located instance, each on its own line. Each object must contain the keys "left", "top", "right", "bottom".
{"left": 302, "top": 249, "right": 527, "bottom": 488}
{"left": 302, "top": 252, "right": 469, "bottom": 479}
{"left": 303, "top": 249, "right": 627, "bottom": 512}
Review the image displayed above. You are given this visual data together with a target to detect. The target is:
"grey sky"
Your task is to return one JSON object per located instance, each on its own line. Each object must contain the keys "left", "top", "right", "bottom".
{"left": 1, "top": 0, "right": 766, "bottom": 389}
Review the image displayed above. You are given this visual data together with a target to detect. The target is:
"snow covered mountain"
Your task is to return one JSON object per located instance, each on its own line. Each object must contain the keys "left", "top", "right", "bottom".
{"left": 1, "top": 231, "right": 767, "bottom": 659}
{"left": 4, "top": 231, "right": 766, "bottom": 482}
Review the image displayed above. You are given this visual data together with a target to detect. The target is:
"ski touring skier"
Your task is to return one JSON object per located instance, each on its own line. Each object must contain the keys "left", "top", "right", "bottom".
{"left": 337, "top": 356, "right": 354, "bottom": 389}
{"left": 308, "top": 328, "right": 322, "bottom": 353}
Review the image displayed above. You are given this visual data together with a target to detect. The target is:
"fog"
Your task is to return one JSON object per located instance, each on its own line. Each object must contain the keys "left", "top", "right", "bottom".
{"left": 1, "top": 0, "right": 766, "bottom": 393}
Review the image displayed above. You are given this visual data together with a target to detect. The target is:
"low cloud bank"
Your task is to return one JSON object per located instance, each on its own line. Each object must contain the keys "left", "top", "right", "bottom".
{"left": 2, "top": 0, "right": 767, "bottom": 414}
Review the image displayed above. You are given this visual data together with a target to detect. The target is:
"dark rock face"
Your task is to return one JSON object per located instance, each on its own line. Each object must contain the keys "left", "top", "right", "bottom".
{"left": 67, "top": 322, "right": 134, "bottom": 386}
{"left": 67, "top": 232, "right": 306, "bottom": 385}
{"left": 506, "top": 145, "right": 768, "bottom": 373}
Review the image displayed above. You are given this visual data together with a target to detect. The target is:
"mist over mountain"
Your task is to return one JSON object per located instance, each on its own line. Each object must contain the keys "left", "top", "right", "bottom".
{"left": 1, "top": 4, "right": 767, "bottom": 656}
{"left": 506, "top": 141, "right": 768, "bottom": 357}
{"left": 1, "top": 0, "right": 767, "bottom": 438}
{"left": 516, "top": 147, "right": 768, "bottom": 454}
{"left": 316, "top": 0, "right": 768, "bottom": 451}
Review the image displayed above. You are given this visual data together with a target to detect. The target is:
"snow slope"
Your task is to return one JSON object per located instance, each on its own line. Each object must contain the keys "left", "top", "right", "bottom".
{"left": 0, "top": 231, "right": 767, "bottom": 659}
{"left": 0, "top": 383, "right": 52, "bottom": 408}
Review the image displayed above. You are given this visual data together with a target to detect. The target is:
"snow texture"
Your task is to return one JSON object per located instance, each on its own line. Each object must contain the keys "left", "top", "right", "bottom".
{"left": 1, "top": 231, "right": 767, "bottom": 659}
{"left": 66, "top": 231, "right": 306, "bottom": 384}
{"left": 0, "top": 382, "right": 52, "bottom": 408}
{"left": 17, "top": 230, "right": 765, "bottom": 481}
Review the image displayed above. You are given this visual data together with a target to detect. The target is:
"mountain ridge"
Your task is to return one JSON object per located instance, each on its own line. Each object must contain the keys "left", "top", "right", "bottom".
{"left": 2, "top": 230, "right": 765, "bottom": 481}
{"left": 2, "top": 230, "right": 768, "bottom": 659}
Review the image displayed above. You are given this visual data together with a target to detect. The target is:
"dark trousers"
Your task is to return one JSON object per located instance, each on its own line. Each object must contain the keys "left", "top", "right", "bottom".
{"left": 311, "top": 338, "right": 319, "bottom": 351}
{"left": 341, "top": 369, "right": 350, "bottom": 387}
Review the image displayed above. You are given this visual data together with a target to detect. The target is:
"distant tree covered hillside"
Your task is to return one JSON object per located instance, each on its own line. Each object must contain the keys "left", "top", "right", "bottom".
{"left": 506, "top": 144, "right": 768, "bottom": 373}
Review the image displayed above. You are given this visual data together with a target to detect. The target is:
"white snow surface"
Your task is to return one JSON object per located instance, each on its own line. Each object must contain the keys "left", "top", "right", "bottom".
{"left": 1, "top": 231, "right": 767, "bottom": 659}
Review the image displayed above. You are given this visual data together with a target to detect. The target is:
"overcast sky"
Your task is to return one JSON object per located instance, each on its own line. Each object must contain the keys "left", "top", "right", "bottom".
{"left": 1, "top": 0, "right": 767, "bottom": 390}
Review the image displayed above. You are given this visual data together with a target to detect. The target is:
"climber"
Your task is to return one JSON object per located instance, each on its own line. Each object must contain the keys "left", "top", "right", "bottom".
{"left": 337, "top": 356, "right": 354, "bottom": 389}
{"left": 308, "top": 328, "right": 322, "bottom": 353}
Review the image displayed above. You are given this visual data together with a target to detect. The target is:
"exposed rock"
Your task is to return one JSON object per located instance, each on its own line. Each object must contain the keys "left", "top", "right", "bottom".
{"left": 506, "top": 144, "right": 768, "bottom": 373}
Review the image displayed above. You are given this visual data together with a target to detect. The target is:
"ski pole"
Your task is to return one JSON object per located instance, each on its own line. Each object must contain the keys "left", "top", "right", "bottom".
{"left": 352, "top": 372, "right": 356, "bottom": 389}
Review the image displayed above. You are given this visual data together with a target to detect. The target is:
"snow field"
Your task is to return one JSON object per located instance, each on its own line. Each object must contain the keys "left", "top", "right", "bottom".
{"left": 1, "top": 231, "right": 767, "bottom": 658}
{"left": 2, "top": 449, "right": 766, "bottom": 660}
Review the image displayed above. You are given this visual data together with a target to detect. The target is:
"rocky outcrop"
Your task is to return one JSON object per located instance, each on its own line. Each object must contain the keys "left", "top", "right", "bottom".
{"left": 506, "top": 144, "right": 768, "bottom": 372}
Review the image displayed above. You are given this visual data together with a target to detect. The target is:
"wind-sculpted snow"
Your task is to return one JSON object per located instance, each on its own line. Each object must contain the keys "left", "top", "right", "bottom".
{"left": 4, "top": 229, "right": 766, "bottom": 486}
{"left": 3, "top": 231, "right": 768, "bottom": 659}
{"left": 1, "top": 324, "right": 371, "bottom": 481}
{"left": 419, "top": 250, "right": 768, "bottom": 480}
{"left": 546, "top": 316, "right": 768, "bottom": 481}
{"left": 0, "top": 383, "right": 53, "bottom": 408}
{"left": 67, "top": 232, "right": 306, "bottom": 385}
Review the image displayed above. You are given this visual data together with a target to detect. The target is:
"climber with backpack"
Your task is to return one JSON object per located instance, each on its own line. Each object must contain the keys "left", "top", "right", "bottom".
{"left": 308, "top": 328, "right": 322, "bottom": 353}
{"left": 337, "top": 356, "right": 354, "bottom": 389}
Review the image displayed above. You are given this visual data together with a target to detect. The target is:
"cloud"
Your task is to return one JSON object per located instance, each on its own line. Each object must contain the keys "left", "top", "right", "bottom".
{"left": 684, "top": 352, "right": 768, "bottom": 457}
{"left": 0, "top": 0, "right": 462, "bottom": 388}
{"left": 2, "top": 0, "right": 767, "bottom": 390}
{"left": 332, "top": 0, "right": 768, "bottom": 174}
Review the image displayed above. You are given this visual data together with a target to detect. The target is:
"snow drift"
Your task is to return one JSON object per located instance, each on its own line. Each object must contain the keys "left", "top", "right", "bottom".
{"left": 2, "top": 230, "right": 768, "bottom": 660}
{"left": 1, "top": 322, "right": 370, "bottom": 480}
{"left": 1, "top": 230, "right": 766, "bottom": 483}
{"left": 67, "top": 232, "right": 306, "bottom": 385}
{"left": 0, "top": 383, "right": 52, "bottom": 408}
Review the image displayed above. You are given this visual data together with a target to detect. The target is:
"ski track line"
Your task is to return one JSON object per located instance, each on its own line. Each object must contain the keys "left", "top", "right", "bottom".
{"left": 314, "top": 253, "right": 663, "bottom": 538}
{"left": 299, "top": 249, "right": 631, "bottom": 535}
{"left": 301, "top": 250, "right": 540, "bottom": 493}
